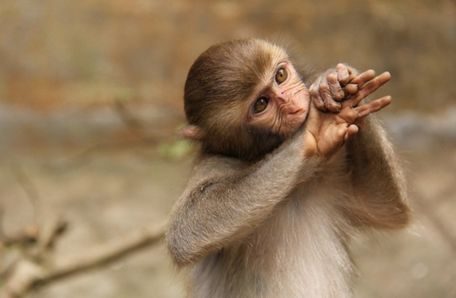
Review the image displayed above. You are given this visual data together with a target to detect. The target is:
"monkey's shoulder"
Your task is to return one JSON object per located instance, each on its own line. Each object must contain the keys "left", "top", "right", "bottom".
{"left": 185, "top": 154, "right": 248, "bottom": 187}
{"left": 193, "top": 154, "right": 247, "bottom": 174}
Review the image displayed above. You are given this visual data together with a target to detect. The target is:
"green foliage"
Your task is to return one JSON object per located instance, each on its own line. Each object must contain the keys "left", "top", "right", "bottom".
{"left": 157, "top": 139, "right": 193, "bottom": 160}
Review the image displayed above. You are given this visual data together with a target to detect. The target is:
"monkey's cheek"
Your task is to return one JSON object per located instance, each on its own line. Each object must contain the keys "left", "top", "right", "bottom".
{"left": 297, "top": 92, "right": 311, "bottom": 112}
{"left": 297, "top": 110, "right": 310, "bottom": 126}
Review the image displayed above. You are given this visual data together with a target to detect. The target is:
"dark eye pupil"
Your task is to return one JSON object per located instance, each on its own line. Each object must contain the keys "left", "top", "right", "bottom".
{"left": 253, "top": 97, "right": 268, "bottom": 113}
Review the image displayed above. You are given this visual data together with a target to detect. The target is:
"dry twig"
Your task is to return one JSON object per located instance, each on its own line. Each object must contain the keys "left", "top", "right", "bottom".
{"left": 0, "top": 221, "right": 166, "bottom": 298}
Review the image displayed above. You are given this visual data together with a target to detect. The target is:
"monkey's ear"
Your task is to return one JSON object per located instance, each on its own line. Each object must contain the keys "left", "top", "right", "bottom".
{"left": 180, "top": 125, "right": 205, "bottom": 141}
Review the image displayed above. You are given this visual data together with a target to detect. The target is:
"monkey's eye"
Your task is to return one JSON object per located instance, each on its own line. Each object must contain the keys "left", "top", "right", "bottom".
{"left": 253, "top": 97, "right": 269, "bottom": 114}
{"left": 275, "top": 67, "right": 288, "bottom": 84}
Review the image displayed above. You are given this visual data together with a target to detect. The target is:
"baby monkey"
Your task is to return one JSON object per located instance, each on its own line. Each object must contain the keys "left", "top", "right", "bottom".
{"left": 167, "top": 39, "right": 409, "bottom": 298}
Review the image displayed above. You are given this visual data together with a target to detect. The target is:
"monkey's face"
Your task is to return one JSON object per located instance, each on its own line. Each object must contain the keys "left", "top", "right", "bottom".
{"left": 245, "top": 60, "right": 310, "bottom": 138}
{"left": 183, "top": 39, "right": 311, "bottom": 160}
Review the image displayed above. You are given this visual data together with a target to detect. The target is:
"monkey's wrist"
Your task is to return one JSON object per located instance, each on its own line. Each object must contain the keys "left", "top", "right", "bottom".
{"left": 303, "top": 147, "right": 317, "bottom": 159}
{"left": 300, "top": 131, "right": 318, "bottom": 158}
{"left": 303, "top": 138, "right": 342, "bottom": 160}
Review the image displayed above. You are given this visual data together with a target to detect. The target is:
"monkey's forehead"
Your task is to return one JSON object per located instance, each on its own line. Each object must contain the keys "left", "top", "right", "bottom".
{"left": 254, "top": 39, "right": 288, "bottom": 61}
{"left": 227, "top": 39, "right": 288, "bottom": 73}
{"left": 213, "top": 39, "right": 289, "bottom": 95}
{"left": 251, "top": 39, "right": 289, "bottom": 82}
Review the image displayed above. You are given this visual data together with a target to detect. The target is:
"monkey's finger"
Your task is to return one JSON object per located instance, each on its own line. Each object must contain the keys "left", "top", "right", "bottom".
{"left": 327, "top": 72, "right": 345, "bottom": 101}
{"left": 309, "top": 77, "right": 325, "bottom": 111}
{"left": 347, "top": 72, "right": 392, "bottom": 108}
{"left": 347, "top": 65, "right": 358, "bottom": 80}
{"left": 320, "top": 80, "right": 341, "bottom": 112}
{"left": 320, "top": 125, "right": 348, "bottom": 157}
{"left": 350, "top": 69, "right": 376, "bottom": 87}
{"left": 334, "top": 125, "right": 351, "bottom": 148}
{"left": 350, "top": 69, "right": 375, "bottom": 87}
{"left": 354, "top": 95, "right": 392, "bottom": 118}
{"left": 336, "top": 63, "right": 350, "bottom": 85}
{"left": 347, "top": 72, "right": 357, "bottom": 83}
{"left": 343, "top": 84, "right": 358, "bottom": 95}
{"left": 344, "top": 124, "right": 359, "bottom": 141}
{"left": 338, "top": 108, "right": 359, "bottom": 123}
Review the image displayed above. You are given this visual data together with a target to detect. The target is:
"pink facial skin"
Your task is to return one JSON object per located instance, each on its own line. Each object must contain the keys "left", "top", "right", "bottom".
{"left": 247, "top": 62, "right": 310, "bottom": 138}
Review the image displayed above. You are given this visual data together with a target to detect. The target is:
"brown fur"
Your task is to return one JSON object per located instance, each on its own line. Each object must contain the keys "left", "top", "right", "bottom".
{"left": 168, "top": 39, "right": 409, "bottom": 298}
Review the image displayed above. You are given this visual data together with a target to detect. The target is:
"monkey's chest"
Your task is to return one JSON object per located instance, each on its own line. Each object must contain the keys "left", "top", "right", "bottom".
{"left": 192, "top": 187, "right": 353, "bottom": 298}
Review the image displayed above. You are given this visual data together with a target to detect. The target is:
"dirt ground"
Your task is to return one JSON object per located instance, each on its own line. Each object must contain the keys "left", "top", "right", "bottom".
{"left": 0, "top": 105, "right": 455, "bottom": 298}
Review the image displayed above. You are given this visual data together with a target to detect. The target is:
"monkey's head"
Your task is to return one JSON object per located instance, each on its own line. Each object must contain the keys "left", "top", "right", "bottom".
{"left": 182, "top": 39, "right": 310, "bottom": 161}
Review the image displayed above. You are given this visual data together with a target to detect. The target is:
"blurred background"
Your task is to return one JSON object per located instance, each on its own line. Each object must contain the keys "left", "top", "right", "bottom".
{"left": 0, "top": 0, "right": 455, "bottom": 297}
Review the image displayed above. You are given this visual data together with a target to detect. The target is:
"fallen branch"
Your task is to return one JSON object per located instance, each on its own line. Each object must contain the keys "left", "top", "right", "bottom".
{"left": 0, "top": 226, "right": 39, "bottom": 248}
{"left": 1, "top": 221, "right": 167, "bottom": 298}
{"left": 34, "top": 217, "right": 68, "bottom": 257}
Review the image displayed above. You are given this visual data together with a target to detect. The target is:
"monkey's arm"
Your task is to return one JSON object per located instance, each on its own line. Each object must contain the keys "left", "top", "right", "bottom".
{"left": 166, "top": 133, "right": 320, "bottom": 266}
{"left": 307, "top": 64, "right": 409, "bottom": 228}
{"left": 344, "top": 116, "right": 410, "bottom": 229}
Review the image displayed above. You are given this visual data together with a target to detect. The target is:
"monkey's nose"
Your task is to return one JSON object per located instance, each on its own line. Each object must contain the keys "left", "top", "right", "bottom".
{"left": 276, "top": 96, "right": 288, "bottom": 104}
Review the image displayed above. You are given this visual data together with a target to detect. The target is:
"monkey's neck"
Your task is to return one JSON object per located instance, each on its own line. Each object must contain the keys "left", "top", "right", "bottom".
{"left": 202, "top": 126, "right": 285, "bottom": 162}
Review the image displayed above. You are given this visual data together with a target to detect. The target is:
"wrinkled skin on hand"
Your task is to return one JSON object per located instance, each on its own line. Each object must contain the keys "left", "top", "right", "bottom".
{"left": 303, "top": 64, "right": 392, "bottom": 158}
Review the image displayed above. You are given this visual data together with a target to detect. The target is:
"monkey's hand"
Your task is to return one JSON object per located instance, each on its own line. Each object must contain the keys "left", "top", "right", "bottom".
{"left": 303, "top": 71, "right": 392, "bottom": 158}
{"left": 309, "top": 63, "right": 360, "bottom": 112}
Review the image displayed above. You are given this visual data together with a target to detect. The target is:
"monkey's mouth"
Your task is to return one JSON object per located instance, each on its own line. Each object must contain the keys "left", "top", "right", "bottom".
{"left": 288, "top": 108, "right": 304, "bottom": 115}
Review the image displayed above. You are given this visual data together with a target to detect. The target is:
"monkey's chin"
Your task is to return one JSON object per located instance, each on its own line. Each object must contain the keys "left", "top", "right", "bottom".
{"left": 280, "top": 110, "right": 309, "bottom": 138}
{"left": 292, "top": 109, "right": 309, "bottom": 128}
